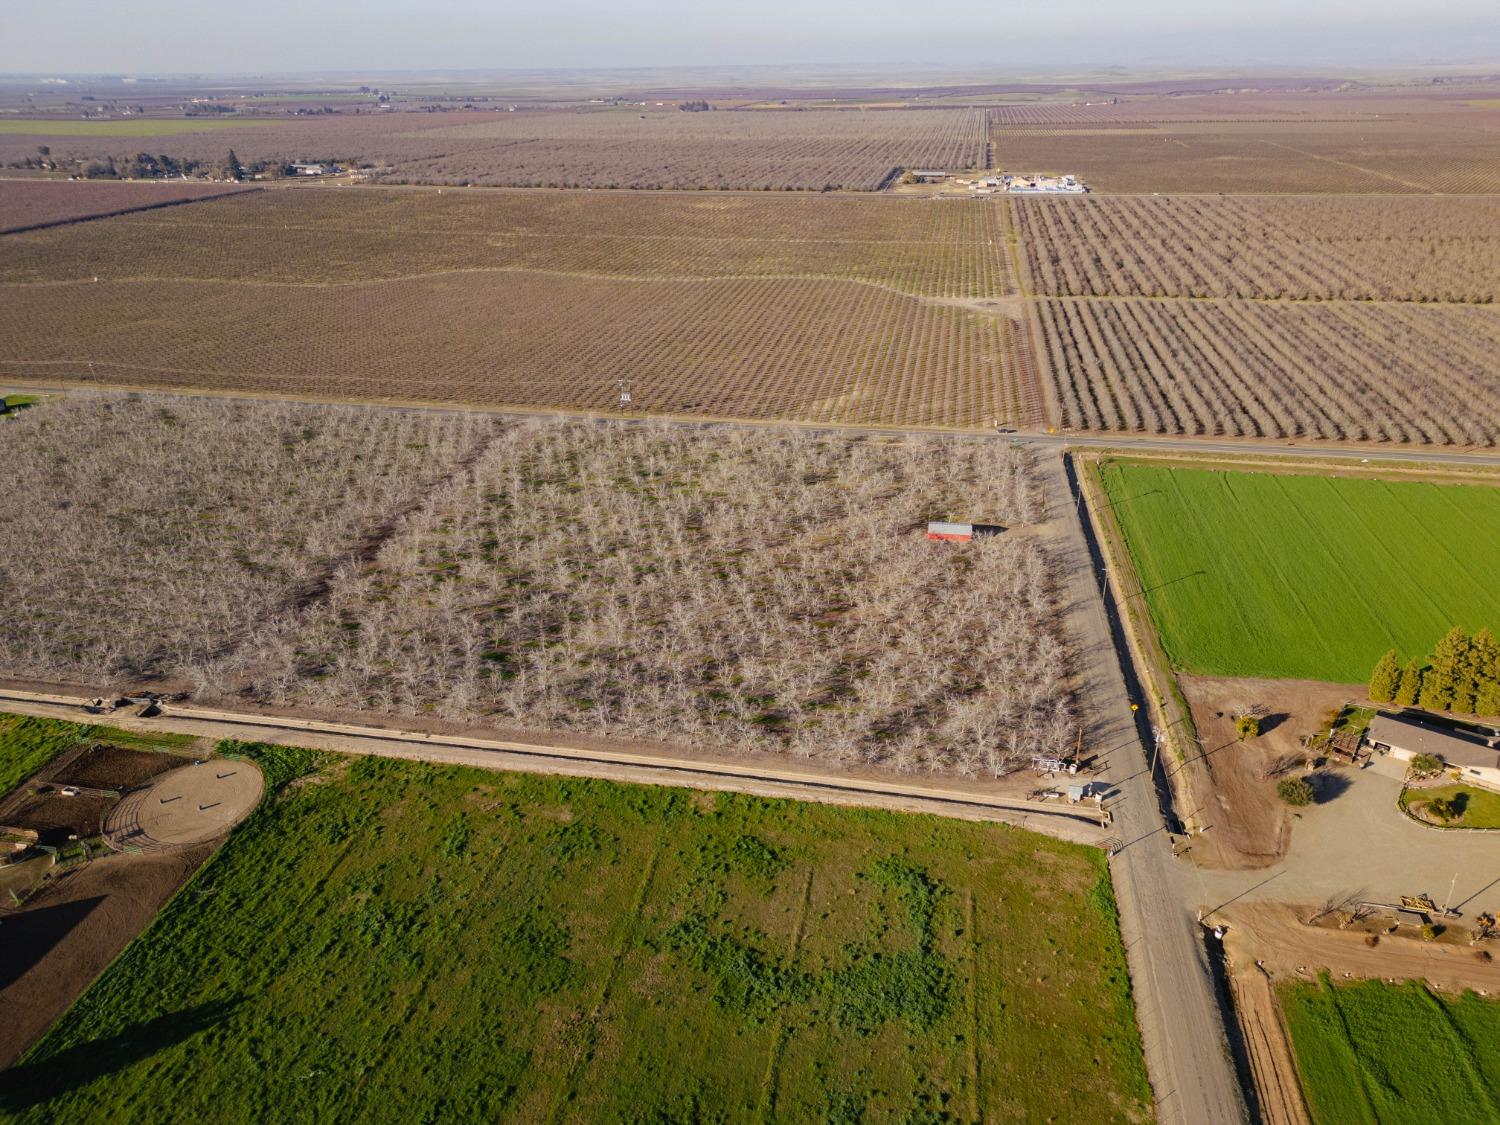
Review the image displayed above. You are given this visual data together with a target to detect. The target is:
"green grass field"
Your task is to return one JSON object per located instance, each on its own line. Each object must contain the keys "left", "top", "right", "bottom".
{"left": 0, "top": 714, "right": 94, "bottom": 799}
{"left": 0, "top": 119, "right": 260, "bottom": 136}
{"left": 1, "top": 745, "right": 1150, "bottom": 1123}
{"left": 1399, "top": 783, "right": 1500, "bottom": 829}
{"left": 1281, "top": 976, "right": 1500, "bottom": 1124}
{"left": 1099, "top": 462, "right": 1500, "bottom": 682}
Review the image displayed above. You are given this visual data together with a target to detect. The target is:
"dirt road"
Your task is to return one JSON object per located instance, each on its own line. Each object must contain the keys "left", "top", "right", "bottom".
{"left": 1040, "top": 451, "right": 1248, "bottom": 1124}
{"left": 0, "top": 690, "right": 1109, "bottom": 846}
{"left": 1227, "top": 964, "right": 1311, "bottom": 1125}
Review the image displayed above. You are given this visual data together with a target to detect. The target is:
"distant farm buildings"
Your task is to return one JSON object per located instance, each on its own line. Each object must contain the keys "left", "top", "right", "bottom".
{"left": 968, "top": 173, "right": 1088, "bottom": 195}
{"left": 291, "top": 162, "right": 331, "bottom": 176}
{"left": 1366, "top": 713, "right": 1500, "bottom": 791}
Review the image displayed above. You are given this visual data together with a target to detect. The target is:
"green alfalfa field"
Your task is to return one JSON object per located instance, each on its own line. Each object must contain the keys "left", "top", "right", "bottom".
{"left": 1098, "top": 461, "right": 1500, "bottom": 683}
{"left": 1280, "top": 976, "right": 1500, "bottom": 1125}
{"left": 1, "top": 741, "right": 1151, "bottom": 1124}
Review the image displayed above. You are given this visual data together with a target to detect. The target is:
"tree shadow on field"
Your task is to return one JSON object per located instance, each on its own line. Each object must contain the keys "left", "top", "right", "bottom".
{"left": 1312, "top": 772, "right": 1352, "bottom": 805}
{"left": 0, "top": 896, "right": 105, "bottom": 990}
{"left": 1258, "top": 712, "right": 1290, "bottom": 736}
{"left": 0, "top": 996, "right": 243, "bottom": 1110}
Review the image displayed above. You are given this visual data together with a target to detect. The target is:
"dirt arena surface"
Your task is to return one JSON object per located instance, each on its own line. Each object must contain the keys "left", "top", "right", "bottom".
{"left": 0, "top": 845, "right": 214, "bottom": 1068}
{"left": 1177, "top": 675, "right": 1354, "bottom": 869}
{"left": 103, "top": 761, "right": 263, "bottom": 850}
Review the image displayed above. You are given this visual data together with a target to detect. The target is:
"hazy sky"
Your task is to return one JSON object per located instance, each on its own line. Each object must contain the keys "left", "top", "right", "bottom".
{"left": 4, "top": 0, "right": 1498, "bottom": 74}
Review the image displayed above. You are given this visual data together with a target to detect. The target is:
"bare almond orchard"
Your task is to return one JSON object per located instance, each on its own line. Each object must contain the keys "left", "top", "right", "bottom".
{"left": 7, "top": 81, "right": 1500, "bottom": 1125}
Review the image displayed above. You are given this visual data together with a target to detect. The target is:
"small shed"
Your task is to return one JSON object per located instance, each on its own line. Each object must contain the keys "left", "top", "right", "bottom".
{"left": 927, "top": 521, "right": 974, "bottom": 542}
{"left": 926, "top": 521, "right": 1005, "bottom": 542}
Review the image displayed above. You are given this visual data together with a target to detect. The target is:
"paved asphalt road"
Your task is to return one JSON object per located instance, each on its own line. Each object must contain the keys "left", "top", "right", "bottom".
{"left": 6, "top": 380, "right": 1500, "bottom": 470}
{"left": 1036, "top": 451, "right": 1249, "bottom": 1124}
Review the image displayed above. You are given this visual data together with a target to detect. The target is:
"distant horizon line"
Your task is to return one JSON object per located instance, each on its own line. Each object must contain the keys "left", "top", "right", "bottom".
{"left": 4, "top": 60, "right": 1500, "bottom": 84}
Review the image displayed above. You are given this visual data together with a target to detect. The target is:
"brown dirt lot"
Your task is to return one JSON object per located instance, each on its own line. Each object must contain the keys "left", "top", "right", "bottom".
{"left": 1222, "top": 901, "right": 1500, "bottom": 998}
{"left": 0, "top": 845, "right": 213, "bottom": 1068}
{"left": 1221, "top": 900, "right": 1500, "bottom": 1125}
{"left": 2, "top": 793, "right": 114, "bottom": 847}
{"left": 54, "top": 744, "right": 186, "bottom": 791}
{"left": 1176, "top": 675, "right": 1354, "bottom": 869}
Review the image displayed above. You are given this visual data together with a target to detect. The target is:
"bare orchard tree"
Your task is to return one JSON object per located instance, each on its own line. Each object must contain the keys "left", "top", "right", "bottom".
{"left": 0, "top": 392, "right": 497, "bottom": 688}
{"left": 228, "top": 419, "right": 1071, "bottom": 775}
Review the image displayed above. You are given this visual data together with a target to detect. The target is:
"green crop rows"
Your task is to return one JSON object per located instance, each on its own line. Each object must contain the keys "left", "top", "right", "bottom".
{"left": 1099, "top": 461, "right": 1500, "bottom": 683}
{"left": 1281, "top": 976, "right": 1500, "bottom": 1125}
{"left": 2, "top": 744, "right": 1149, "bottom": 1123}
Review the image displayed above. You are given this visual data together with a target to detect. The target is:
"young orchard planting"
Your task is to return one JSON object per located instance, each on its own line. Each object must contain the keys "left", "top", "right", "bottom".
{"left": 0, "top": 186, "right": 1013, "bottom": 299}
{"left": 0, "top": 179, "right": 255, "bottom": 234}
{"left": 1014, "top": 195, "right": 1500, "bottom": 303}
{"left": 1, "top": 273, "right": 1029, "bottom": 427}
{"left": 1037, "top": 298, "right": 1500, "bottom": 443}
{"left": 225, "top": 422, "right": 1073, "bottom": 775}
{"left": 0, "top": 188, "right": 1032, "bottom": 427}
{"left": 0, "top": 393, "right": 495, "bottom": 685}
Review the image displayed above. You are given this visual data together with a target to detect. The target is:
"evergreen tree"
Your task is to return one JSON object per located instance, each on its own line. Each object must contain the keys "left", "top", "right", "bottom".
{"left": 1470, "top": 628, "right": 1500, "bottom": 717}
{"left": 1420, "top": 626, "right": 1471, "bottom": 713}
{"left": 1395, "top": 659, "right": 1422, "bottom": 707}
{"left": 1368, "top": 649, "right": 1401, "bottom": 703}
{"left": 1478, "top": 679, "right": 1500, "bottom": 718}
{"left": 223, "top": 149, "right": 244, "bottom": 181}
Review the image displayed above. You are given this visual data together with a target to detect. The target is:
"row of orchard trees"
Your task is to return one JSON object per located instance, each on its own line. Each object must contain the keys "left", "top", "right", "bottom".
{"left": 1369, "top": 627, "right": 1500, "bottom": 717}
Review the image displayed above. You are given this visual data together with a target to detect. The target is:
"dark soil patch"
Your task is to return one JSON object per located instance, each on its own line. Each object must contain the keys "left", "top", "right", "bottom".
{"left": 0, "top": 845, "right": 214, "bottom": 1068}
{"left": 7, "top": 794, "right": 114, "bottom": 846}
{"left": 56, "top": 745, "right": 183, "bottom": 792}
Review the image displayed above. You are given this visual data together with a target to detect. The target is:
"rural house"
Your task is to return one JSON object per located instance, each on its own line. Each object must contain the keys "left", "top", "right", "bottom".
{"left": 1366, "top": 713, "right": 1500, "bottom": 791}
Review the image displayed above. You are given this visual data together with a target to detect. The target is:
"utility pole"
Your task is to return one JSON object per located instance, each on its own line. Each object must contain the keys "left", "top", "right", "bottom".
{"left": 1444, "top": 871, "right": 1459, "bottom": 917}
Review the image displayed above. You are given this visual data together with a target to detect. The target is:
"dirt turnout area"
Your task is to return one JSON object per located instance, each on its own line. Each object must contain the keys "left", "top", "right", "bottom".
{"left": 2, "top": 792, "right": 114, "bottom": 847}
{"left": 1223, "top": 902, "right": 1500, "bottom": 997}
{"left": 1176, "top": 676, "right": 1352, "bottom": 869}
